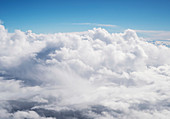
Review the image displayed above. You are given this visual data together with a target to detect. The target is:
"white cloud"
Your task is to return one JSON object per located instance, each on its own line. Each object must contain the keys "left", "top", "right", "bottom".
{"left": 0, "top": 24, "right": 170, "bottom": 118}
{"left": 73, "top": 23, "right": 117, "bottom": 27}
{"left": 13, "top": 111, "right": 55, "bottom": 119}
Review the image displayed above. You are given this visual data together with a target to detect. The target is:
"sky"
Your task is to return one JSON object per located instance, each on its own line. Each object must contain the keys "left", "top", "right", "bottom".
{"left": 0, "top": 0, "right": 170, "bottom": 34}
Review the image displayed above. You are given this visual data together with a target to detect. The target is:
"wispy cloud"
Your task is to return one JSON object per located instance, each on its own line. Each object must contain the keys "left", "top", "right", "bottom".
{"left": 73, "top": 23, "right": 117, "bottom": 27}
{"left": 135, "top": 30, "right": 170, "bottom": 40}
{"left": 0, "top": 20, "right": 3, "bottom": 24}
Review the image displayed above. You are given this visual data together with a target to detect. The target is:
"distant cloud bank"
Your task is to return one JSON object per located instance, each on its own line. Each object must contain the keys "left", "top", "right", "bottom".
{"left": 0, "top": 24, "right": 170, "bottom": 119}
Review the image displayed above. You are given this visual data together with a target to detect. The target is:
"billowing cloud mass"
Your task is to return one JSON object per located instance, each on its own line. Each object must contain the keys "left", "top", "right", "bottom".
{"left": 0, "top": 24, "right": 170, "bottom": 119}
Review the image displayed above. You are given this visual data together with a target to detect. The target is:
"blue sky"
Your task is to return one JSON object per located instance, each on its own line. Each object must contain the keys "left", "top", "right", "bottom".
{"left": 0, "top": 0, "right": 170, "bottom": 34}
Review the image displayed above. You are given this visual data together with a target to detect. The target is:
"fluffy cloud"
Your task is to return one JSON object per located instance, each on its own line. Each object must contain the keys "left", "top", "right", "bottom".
{"left": 0, "top": 24, "right": 170, "bottom": 119}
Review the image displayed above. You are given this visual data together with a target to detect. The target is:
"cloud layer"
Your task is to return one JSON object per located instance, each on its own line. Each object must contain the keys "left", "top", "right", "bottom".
{"left": 0, "top": 25, "right": 170, "bottom": 119}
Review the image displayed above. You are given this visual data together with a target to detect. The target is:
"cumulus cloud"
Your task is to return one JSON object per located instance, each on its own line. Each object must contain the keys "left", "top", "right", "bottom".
{"left": 0, "top": 24, "right": 170, "bottom": 119}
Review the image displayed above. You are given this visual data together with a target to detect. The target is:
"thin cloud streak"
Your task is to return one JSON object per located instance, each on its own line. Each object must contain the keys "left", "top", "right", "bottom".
{"left": 135, "top": 29, "right": 170, "bottom": 40}
{"left": 73, "top": 23, "right": 117, "bottom": 27}
{"left": 135, "top": 30, "right": 170, "bottom": 33}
